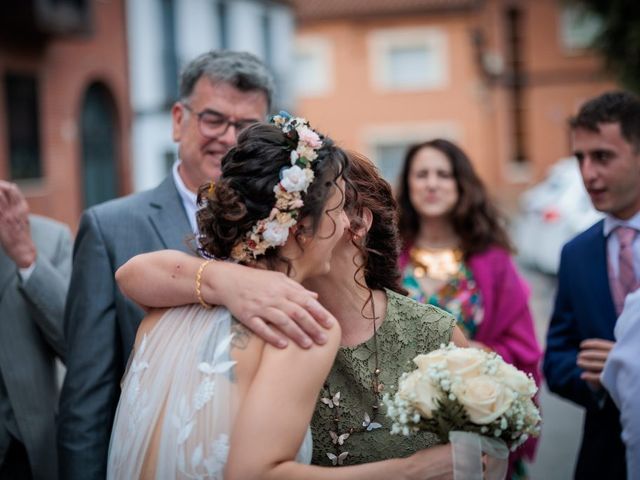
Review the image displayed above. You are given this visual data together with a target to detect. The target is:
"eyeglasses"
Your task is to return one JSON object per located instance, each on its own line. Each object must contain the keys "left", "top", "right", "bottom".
{"left": 182, "top": 103, "right": 259, "bottom": 138}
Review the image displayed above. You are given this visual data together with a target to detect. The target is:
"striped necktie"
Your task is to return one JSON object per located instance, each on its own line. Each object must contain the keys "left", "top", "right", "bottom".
{"left": 616, "top": 226, "right": 638, "bottom": 298}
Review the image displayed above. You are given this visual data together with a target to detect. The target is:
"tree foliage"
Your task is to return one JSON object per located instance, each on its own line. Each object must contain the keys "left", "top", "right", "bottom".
{"left": 570, "top": 0, "right": 640, "bottom": 93}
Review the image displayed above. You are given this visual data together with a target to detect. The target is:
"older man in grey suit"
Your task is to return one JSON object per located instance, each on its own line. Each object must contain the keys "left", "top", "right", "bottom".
{"left": 58, "top": 50, "right": 335, "bottom": 480}
{"left": 0, "top": 180, "right": 72, "bottom": 480}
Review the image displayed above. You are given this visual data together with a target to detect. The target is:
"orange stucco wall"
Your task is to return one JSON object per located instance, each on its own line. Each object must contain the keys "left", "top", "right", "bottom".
{"left": 294, "top": 0, "right": 617, "bottom": 203}
{"left": 296, "top": 11, "right": 498, "bottom": 185}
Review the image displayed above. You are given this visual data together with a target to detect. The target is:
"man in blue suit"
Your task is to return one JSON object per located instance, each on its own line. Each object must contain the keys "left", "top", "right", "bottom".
{"left": 544, "top": 91, "right": 640, "bottom": 479}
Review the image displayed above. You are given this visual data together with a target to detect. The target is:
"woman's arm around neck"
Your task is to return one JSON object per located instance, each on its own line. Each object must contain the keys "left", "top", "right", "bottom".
{"left": 115, "top": 249, "right": 334, "bottom": 349}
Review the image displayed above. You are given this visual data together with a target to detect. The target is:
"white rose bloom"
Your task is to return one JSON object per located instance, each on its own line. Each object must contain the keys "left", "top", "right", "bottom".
{"left": 413, "top": 350, "right": 447, "bottom": 371}
{"left": 496, "top": 362, "right": 537, "bottom": 396}
{"left": 454, "top": 375, "right": 514, "bottom": 425}
{"left": 444, "top": 348, "right": 486, "bottom": 380}
{"left": 305, "top": 168, "right": 315, "bottom": 185}
{"left": 262, "top": 220, "right": 290, "bottom": 246}
{"left": 297, "top": 145, "right": 318, "bottom": 161}
{"left": 398, "top": 371, "right": 440, "bottom": 419}
{"left": 280, "top": 165, "right": 311, "bottom": 192}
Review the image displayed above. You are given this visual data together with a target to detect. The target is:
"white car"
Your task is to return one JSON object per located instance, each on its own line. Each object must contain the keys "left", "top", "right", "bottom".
{"left": 514, "top": 158, "right": 603, "bottom": 274}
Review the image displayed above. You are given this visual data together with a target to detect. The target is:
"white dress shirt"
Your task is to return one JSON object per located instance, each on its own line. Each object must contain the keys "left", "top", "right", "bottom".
{"left": 19, "top": 262, "right": 36, "bottom": 282}
{"left": 172, "top": 160, "right": 199, "bottom": 233}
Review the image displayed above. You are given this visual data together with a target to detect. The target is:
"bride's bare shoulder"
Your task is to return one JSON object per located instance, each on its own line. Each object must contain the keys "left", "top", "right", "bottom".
{"left": 263, "top": 319, "right": 341, "bottom": 369}
{"left": 229, "top": 317, "right": 266, "bottom": 388}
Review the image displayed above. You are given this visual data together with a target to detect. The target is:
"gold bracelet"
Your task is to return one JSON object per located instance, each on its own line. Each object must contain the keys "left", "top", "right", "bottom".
{"left": 195, "top": 259, "right": 214, "bottom": 310}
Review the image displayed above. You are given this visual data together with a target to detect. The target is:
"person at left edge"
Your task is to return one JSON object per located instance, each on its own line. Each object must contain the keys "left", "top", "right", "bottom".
{"left": 58, "top": 50, "right": 335, "bottom": 480}
{"left": 0, "top": 180, "right": 72, "bottom": 480}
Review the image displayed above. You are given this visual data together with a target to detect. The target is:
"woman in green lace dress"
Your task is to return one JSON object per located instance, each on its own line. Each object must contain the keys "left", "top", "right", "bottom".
{"left": 116, "top": 152, "right": 468, "bottom": 472}
{"left": 304, "top": 152, "right": 467, "bottom": 466}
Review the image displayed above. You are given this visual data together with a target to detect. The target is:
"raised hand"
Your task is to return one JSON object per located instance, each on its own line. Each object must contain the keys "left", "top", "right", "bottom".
{"left": 0, "top": 180, "right": 36, "bottom": 268}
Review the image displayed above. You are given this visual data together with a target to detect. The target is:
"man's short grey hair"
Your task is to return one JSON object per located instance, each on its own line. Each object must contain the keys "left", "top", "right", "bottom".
{"left": 179, "top": 50, "right": 275, "bottom": 111}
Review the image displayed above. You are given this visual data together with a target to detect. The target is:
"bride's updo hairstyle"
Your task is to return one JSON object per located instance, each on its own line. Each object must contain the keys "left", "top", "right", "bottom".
{"left": 196, "top": 122, "right": 348, "bottom": 272}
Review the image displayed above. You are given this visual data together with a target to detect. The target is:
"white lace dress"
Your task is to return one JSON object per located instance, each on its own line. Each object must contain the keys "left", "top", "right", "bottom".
{"left": 107, "top": 305, "right": 312, "bottom": 479}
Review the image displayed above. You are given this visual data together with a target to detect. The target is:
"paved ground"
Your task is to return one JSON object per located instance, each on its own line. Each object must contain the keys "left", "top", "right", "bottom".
{"left": 517, "top": 263, "right": 585, "bottom": 480}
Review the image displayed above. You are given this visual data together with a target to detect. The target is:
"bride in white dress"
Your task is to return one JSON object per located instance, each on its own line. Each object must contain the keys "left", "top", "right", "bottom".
{"left": 108, "top": 116, "right": 453, "bottom": 480}
{"left": 107, "top": 115, "right": 346, "bottom": 479}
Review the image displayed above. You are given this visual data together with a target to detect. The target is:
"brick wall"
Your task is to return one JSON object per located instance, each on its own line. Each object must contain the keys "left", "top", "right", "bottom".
{"left": 0, "top": 0, "right": 131, "bottom": 231}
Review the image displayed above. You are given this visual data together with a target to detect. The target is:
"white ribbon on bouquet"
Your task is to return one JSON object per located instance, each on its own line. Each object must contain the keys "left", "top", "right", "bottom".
{"left": 449, "top": 431, "right": 509, "bottom": 480}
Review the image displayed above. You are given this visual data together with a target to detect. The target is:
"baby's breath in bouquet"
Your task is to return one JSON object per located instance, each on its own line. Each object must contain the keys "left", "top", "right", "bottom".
{"left": 384, "top": 343, "right": 541, "bottom": 480}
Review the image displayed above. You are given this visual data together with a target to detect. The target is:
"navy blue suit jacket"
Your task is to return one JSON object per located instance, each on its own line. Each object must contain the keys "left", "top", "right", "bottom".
{"left": 544, "top": 220, "right": 626, "bottom": 479}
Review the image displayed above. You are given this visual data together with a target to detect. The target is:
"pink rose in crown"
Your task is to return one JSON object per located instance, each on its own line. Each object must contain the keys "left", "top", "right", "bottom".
{"left": 297, "top": 127, "right": 322, "bottom": 148}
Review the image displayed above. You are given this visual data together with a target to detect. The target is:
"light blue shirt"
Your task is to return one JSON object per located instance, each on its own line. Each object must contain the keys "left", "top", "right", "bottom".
{"left": 602, "top": 289, "right": 640, "bottom": 480}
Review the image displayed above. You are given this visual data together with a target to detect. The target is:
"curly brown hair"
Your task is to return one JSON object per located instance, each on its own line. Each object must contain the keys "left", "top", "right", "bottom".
{"left": 397, "top": 139, "right": 513, "bottom": 257}
{"left": 346, "top": 151, "right": 406, "bottom": 296}
{"left": 196, "top": 122, "right": 348, "bottom": 273}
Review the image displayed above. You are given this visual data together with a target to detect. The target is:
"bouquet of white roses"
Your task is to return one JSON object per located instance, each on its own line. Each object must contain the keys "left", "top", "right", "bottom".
{"left": 384, "top": 343, "right": 541, "bottom": 480}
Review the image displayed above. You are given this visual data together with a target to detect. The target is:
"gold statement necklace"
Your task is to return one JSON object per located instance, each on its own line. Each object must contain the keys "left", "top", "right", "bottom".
{"left": 409, "top": 246, "right": 463, "bottom": 281}
{"left": 320, "top": 296, "right": 383, "bottom": 466}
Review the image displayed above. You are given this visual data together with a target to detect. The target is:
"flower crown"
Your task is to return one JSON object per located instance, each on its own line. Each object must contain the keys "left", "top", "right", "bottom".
{"left": 230, "top": 112, "right": 323, "bottom": 262}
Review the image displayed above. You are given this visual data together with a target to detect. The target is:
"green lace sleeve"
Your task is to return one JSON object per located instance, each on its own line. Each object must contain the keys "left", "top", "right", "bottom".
{"left": 311, "top": 290, "right": 456, "bottom": 466}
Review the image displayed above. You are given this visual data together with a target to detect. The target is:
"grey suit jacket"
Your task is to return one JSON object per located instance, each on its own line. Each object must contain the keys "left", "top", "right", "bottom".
{"left": 57, "top": 175, "right": 192, "bottom": 480}
{"left": 0, "top": 215, "right": 71, "bottom": 480}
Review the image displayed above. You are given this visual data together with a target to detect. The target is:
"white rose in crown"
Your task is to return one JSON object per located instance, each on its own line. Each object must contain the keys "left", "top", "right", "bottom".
{"left": 398, "top": 370, "right": 441, "bottom": 419}
{"left": 453, "top": 375, "right": 514, "bottom": 424}
{"left": 262, "top": 220, "right": 291, "bottom": 246}
{"left": 297, "top": 144, "right": 319, "bottom": 161}
{"left": 280, "top": 165, "right": 312, "bottom": 192}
